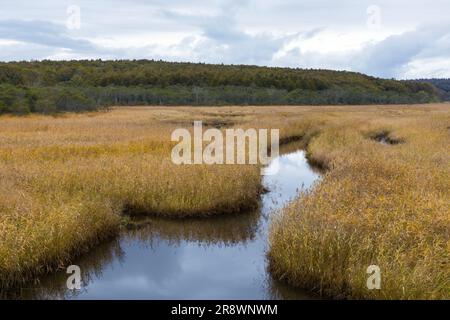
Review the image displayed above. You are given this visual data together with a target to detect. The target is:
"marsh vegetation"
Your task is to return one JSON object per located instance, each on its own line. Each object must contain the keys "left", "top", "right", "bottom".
{"left": 3, "top": 149, "right": 319, "bottom": 299}
{"left": 0, "top": 104, "right": 448, "bottom": 299}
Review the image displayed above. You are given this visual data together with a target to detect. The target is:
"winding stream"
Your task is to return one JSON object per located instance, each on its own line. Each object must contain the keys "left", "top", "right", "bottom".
{"left": 12, "top": 150, "right": 320, "bottom": 299}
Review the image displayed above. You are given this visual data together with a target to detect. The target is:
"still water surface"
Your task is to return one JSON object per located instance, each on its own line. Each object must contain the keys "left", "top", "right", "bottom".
{"left": 15, "top": 150, "right": 320, "bottom": 299}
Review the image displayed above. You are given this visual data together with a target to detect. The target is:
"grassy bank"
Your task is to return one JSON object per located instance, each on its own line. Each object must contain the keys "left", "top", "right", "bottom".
{"left": 0, "top": 107, "right": 265, "bottom": 288}
{"left": 1, "top": 106, "right": 310, "bottom": 289}
{"left": 268, "top": 104, "right": 449, "bottom": 299}
{"left": 0, "top": 104, "right": 448, "bottom": 298}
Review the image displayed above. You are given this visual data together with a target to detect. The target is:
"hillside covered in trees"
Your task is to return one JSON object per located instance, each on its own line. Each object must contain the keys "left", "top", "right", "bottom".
{"left": 0, "top": 60, "right": 441, "bottom": 114}
{"left": 415, "top": 79, "right": 450, "bottom": 100}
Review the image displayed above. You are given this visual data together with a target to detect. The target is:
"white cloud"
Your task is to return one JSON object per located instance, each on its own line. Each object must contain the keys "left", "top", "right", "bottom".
{"left": 0, "top": 0, "right": 449, "bottom": 78}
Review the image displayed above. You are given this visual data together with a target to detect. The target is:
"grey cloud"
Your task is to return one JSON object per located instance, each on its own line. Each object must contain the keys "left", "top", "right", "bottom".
{"left": 357, "top": 24, "right": 450, "bottom": 78}
{"left": 0, "top": 42, "right": 56, "bottom": 61}
{"left": 0, "top": 20, "right": 94, "bottom": 51}
{"left": 0, "top": 19, "right": 132, "bottom": 60}
{"left": 0, "top": 1, "right": 450, "bottom": 78}
{"left": 160, "top": 6, "right": 319, "bottom": 65}
{"left": 269, "top": 23, "right": 450, "bottom": 78}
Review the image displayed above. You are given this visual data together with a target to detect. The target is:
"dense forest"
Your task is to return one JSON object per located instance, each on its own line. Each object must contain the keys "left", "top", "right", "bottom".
{"left": 0, "top": 60, "right": 441, "bottom": 114}
{"left": 415, "top": 78, "right": 450, "bottom": 100}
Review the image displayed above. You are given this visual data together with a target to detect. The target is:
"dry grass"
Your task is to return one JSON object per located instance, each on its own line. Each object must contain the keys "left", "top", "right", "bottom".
{"left": 0, "top": 107, "right": 263, "bottom": 288}
{"left": 268, "top": 104, "right": 450, "bottom": 299}
{"left": 0, "top": 104, "right": 448, "bottom": 299}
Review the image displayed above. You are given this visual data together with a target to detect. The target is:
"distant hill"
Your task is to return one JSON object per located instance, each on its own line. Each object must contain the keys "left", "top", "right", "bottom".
{"left": 0, "top": 60, "right": 441, "bottom": 114}
{"left": 414, "top": 79, "right": 450, "bottom": 100}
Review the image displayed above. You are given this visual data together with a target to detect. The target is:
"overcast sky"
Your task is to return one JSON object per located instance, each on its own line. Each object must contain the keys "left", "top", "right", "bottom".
{"left": 1, "top": 0, "right": 449, "bottom": 79}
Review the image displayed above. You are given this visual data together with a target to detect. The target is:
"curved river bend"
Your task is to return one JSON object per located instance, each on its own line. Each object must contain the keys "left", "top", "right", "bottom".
{"left": 13, "top": 150, "right": 320, "bottom": 299}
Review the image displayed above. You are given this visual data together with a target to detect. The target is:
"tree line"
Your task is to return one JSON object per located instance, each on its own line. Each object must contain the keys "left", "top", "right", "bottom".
{"left": 0, "top": 60, "right": 441, "bottom": 114}
{"left": 415, "top": 78, "right": 450, "bottom": 100}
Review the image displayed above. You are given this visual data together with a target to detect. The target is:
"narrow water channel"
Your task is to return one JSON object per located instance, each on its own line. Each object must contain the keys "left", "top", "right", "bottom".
{"left": 12, "top": 150, "right": 320, "bottom": 299}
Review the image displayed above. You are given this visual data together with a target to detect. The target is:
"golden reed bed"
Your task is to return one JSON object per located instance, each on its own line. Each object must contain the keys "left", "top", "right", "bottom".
{"left": 0, "top": 104, "right": 448, "bottom": 299}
